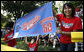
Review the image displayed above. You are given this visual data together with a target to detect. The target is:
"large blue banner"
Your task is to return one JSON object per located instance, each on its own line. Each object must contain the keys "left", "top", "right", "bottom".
{"left": 13, "top": 2, "right": 56, "bottom": 38}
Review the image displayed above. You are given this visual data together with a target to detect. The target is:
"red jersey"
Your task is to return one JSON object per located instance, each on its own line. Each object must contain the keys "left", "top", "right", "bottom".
{"left": 28, "top": 43, "right": 39, "bottom": 51}
{"left": 57, "top": 14, "right": 82, "bottom": 44}
{"left": 4, "top": 30, "right": 17, "bottom": 47}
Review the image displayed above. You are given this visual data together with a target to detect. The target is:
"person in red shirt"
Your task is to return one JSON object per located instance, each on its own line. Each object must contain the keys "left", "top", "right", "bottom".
{"left": 53, "top": 3, "right": 82, "bottom": 51}
{"left": 4, "top": 29, "right": 17, "bottom": 47}
{"left": 25, "top": 35, "right": 40, "bottom": 51}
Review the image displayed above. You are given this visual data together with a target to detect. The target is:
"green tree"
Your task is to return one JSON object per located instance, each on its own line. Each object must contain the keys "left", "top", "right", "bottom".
{"left": 1, "top": 14, "right": 8, "bottom": 28}
{"left": 2, "top": 1, "right": 37, "bottom": 20}
{"left": 68, "top": 1, "right": 83, "bottom": 8}
{"left": 1, "top": 1, "right": 50, "bottom": 21}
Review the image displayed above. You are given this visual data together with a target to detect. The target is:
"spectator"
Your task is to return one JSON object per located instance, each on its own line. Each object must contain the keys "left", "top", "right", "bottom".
{"left": 25, "top": 35, "right": 40, "bottom": 51}
{"left": 43, "top": 34, "right": 49, "bottom": 47}
{"left": 48, "top": 33, "right": 61, "bottom": 49}
{"left": 48, "top": 33, "right": 54, "bottom": 46}
{"left": 48, "top": 33, "right": 57, "bottom": 48}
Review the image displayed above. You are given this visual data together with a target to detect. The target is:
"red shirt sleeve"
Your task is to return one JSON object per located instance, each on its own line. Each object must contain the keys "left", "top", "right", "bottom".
{"left": 12, "top": 30, "right": 14, "bottom": 34}
{"left": 4, "top": 34, "right": 8, "bottom": 41}
{"left": 73, "top": 18, "right": 82, "bottom": 30}
{"left": 8, "top": 31, "right": 14, "bottom": 40}
{"left": 28, "top": 43, "right": 30, "bottom": 45}
{"left": 57, "top": 14, "right": 64, "bottom": 22}
{"left": 34, "top": 43, "right": 37, "bottom": 46}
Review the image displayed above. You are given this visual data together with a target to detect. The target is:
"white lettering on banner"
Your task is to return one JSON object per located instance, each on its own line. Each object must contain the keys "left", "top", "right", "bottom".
{"left": 21, "top": 15, "right": 41, "bottom": 30}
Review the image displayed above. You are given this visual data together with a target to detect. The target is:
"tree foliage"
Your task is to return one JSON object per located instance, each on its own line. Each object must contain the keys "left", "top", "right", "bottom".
{"left": 69, "top": 1, "right": 83, "bottom": 8}
{"left": 1, "top": 1, "right": 50, "bottom": 20}
{"left": 1, "top": 14, "right": 8, "bottom": 28}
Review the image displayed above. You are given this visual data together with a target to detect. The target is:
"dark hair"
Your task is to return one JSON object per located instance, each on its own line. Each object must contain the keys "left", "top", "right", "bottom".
{"left": 62, "top": 3, "right": 75, "bottom": 17}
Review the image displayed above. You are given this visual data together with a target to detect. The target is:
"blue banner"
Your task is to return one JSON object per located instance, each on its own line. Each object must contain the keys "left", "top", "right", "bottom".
{"left": 13, "top": 2, "right": 56, "bottom": 38}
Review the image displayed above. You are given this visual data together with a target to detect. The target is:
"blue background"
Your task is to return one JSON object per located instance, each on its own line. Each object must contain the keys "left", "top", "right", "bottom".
{"left": 13, "top": 2, "right": 57, "bottom": 38}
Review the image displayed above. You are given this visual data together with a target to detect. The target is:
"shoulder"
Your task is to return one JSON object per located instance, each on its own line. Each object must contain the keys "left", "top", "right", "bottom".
{"left": 28, "top": 43, "right": 31, "bottom": 45}
{"left": 74, "top": 16, "right": 81, "bottom": 21}
{"left": 57, "top": 14, "right": 64, "bottom": 16}
{"left": 57, "top": 14, "right": 64, "bottom": 19}
{"left": 73, "top": 16, "right": 82, "bottom": 24}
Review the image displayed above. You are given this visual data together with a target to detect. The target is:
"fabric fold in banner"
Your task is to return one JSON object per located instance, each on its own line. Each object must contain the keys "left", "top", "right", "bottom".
{"left": 13, "top": 2, "right": 56, "bottom": 38}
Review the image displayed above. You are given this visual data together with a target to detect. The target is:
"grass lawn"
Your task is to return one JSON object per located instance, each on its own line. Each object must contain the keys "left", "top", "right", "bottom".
{"left": 1, "top": 38, "right": 60, "bottom": 51}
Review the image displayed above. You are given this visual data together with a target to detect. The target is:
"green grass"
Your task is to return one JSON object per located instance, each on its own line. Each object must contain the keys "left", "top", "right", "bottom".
{"left": 1, "top": 38, "right": 60, "bottom": 51}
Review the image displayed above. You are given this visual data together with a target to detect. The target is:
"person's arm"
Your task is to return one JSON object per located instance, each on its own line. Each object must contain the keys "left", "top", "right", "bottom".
{"left": 61, "top": 31, "right": 71, "bottom": 36}
{"left": 5, "top": 38, "right": 14, "bottom": 43}
{"left": 4, "top": 35, "right": 9, "bottom": 43}
{"left": 13, "top": 22, "right": 15, "bottom": 30}
{"left": 25, "top": 36, "right": 29, "bottom": 44}
{"left": 56, "top": 30, "right": 80, "bottom": 36}
{"left": 36, "top": 35, "right": 41, "bottom": 44}
{"left": 56, "top": 30, "right": 73, "bottom": 36}
{"left": 44, "top": 34, "right": 48, "bottom": 37}
{"left": 56, "top": 36, "right": 60, "bottom": 41}
{"left": 52, "top": 7, "right": 57, "bottom": 18}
